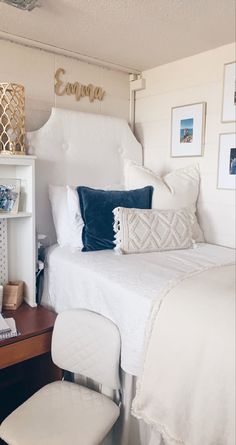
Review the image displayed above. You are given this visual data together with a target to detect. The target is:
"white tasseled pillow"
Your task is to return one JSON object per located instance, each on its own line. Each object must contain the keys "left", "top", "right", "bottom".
{"left": 113, "top": 207, "right": 195, "bottom": 254}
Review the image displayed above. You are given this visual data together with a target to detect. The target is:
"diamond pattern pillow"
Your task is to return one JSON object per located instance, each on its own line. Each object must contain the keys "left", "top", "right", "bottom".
{"left": 113, "top": 207, "right": 195, "bottom": 254}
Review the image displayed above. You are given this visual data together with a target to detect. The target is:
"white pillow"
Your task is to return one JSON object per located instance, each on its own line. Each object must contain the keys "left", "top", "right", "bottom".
{"left": 113, "top": 207, "right": 195, "bottom": 254}
{"left": 49, "top": 185, "right": 83, "bottom": 249}
{"left": 124, "top": 161, "right": 204, "bottom": 242}
{"left": 67, "top": 186, "right": 84, "bottom": 248}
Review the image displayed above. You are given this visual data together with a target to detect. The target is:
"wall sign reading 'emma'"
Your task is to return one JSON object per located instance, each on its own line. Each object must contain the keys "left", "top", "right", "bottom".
{"left": 54, "top": 68, "right": 106, "bottom": 102}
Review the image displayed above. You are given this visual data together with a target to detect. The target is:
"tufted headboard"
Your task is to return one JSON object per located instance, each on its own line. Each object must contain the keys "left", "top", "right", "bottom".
{"left": 27, "top": 107, "right": 143, "bottom": 244}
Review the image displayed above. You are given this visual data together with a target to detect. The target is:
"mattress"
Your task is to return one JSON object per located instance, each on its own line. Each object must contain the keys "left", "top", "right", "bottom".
{"left": 42, "top": 243, "right": 235, "bottom": 376}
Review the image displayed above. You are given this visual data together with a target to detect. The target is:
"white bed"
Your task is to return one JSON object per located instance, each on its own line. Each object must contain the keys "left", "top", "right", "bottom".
{"left": 27, "top": 108, "right": 235, "bottom": 445}
{"left": 42, "top": 243, "right": 235, "bottom": 376}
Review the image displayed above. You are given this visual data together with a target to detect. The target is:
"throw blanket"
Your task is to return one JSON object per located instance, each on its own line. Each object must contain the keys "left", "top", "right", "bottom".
{"left": 132, "top": 264, "right": 235, "bottom": 445}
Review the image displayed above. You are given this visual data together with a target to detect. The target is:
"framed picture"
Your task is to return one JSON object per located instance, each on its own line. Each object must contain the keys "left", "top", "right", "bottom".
{"left": 171, "top": 102, "right": 206, "bottom": 157}
{"left": 221, "top": 62, "right": 236, "bottom": 123}
{"left": 0, "top": 179, "right": 21, "bottom": 213}
{"left": 217, "top": 133, "right": 236, "bottom": 190}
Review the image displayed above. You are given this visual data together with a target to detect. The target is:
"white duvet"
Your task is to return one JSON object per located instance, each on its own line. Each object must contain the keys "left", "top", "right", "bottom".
{"left": 42, "top": 243, "right": 235, "bottom": 376}
{"left": 132, "top": 264, "right": 235, "bottom": 445}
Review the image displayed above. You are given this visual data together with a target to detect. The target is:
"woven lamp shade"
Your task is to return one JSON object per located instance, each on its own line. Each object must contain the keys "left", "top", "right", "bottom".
{"left": 0, "top": 83, "right": 26, "bottom": 155}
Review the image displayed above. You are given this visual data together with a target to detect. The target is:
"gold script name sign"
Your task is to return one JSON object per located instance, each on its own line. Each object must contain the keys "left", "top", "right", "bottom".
{"left": 54, "top": 68, "right": 105, "bottom": 102}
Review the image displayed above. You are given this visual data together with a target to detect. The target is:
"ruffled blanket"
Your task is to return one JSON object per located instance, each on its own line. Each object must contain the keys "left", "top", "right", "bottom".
{"left": 132, "top": 264, "right": 235, "bottom": 445}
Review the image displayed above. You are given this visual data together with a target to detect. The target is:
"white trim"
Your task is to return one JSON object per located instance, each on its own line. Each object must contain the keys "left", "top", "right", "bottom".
{"left": 0, "top": 30, "right": 141, "bottom": 75}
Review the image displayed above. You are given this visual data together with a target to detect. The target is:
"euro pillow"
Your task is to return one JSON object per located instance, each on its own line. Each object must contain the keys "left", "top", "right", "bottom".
{"left": 49, "top": 185, "right": 71, "bottom": 247}
{"left": 113, "top": 207, "right": 195, "bottom": 254}
{"left": 77, "top": 186, "right": 153, "bottom": 251}
{"left": 49, "top": 185, "right": 83, "bottom": 249}
{"left": 124, "top": 161, "right": 204, "bottom": 242}
{"left": 67, "top": 186, "right": 84, "bottom": 248}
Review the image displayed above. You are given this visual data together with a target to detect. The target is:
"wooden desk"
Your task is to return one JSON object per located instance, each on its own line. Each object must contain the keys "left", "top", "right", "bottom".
{"left": 0, "top": 303, "right": 61, "bottom": 422}
{"left": 0, "top": 303, "right": 57, "bottom": 369}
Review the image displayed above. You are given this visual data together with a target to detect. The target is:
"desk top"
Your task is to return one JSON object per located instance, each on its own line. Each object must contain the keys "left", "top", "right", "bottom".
{"left": 0, "top": 303, "right": 57, "bottom": 347}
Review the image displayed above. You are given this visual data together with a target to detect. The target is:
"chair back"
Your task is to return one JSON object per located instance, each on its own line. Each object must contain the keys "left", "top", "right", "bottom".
{"left": 52, "top": 309, "right": 121, "bottom": 390}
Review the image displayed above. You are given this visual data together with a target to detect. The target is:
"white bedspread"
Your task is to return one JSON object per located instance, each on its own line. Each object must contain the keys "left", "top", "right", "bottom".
{"left": 132, "top": 264, "right": 235, "bottom": 445}
{"left": 42, "top": 244, "right": 235, "bottom": 376}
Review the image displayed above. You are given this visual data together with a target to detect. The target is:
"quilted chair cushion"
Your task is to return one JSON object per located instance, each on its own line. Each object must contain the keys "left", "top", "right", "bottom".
{"left": 0, "top": 381, "right": 120, "bottom": 445}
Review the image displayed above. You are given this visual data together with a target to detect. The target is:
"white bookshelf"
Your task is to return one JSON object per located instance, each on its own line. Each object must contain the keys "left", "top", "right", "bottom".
{"left": 0, "top": 155, "right": 36, "bottom": 307}
{"left": 0, "top": 212, "right": 32, "bottom": 219}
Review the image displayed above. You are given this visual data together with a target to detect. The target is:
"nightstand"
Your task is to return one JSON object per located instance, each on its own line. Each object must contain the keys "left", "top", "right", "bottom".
{"left": 0, "top": 303, "right": 62, "bottom": 422}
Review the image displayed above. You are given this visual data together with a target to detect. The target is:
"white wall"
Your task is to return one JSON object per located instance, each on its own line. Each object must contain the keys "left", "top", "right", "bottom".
{"left": 135, "top": 43, "right": 235, "bottom": 248}
{"left": 0, "top": 39, "right": 130, "bottom": 131}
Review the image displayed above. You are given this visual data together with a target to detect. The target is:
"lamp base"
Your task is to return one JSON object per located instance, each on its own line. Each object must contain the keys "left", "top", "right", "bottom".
{"left": 0, "top": 150, "right": 26, "bottom": 156}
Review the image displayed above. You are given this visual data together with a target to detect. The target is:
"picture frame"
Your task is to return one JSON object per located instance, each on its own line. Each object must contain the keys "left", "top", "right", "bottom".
{"left": 221, "top": 61, "right": 236, "bottom": 123}
{"left": 217, "top": 133, "right": 236, "bottom": 190}
{"left": 0, "top": 179, "right": 21, "bottom": 213}
{"left": 171, "top": 102, "right": 206, "bottom": 157}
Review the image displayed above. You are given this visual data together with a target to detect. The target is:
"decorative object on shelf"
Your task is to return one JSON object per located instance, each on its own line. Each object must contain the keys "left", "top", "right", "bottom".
{"left": 0, "top": 179, "right": 21, "bottom": 213}
{"left": 3, "top": 280, "right": 24, "bottom": 310}
{"left": 217, "top": 133, "right": 236, "bottom": 190}
{"left": 222, "top": 62, "right": 236, "bottom": 123}
{"left": 171, "top": 102, "right": 206, "bottom": 157}
{"left": 55, "top": 68, "right": 106, "bottom": 103}
{"left": 0, "top": 83, "right": 26, "bottom": 155}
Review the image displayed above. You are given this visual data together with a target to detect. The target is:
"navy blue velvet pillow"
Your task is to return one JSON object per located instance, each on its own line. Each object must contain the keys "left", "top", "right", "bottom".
{"left": 77, "top": 186, "right": 153, "bottom": 252}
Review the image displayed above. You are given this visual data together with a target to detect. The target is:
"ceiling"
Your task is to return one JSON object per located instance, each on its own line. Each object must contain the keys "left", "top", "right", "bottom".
{"left": 0, "top": 0, "right": 235, "bottom": 72}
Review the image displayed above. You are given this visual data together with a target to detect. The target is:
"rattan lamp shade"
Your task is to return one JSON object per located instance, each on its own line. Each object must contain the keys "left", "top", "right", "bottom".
{"left": 0, "top": 83, "right": 26, "bottom": 155}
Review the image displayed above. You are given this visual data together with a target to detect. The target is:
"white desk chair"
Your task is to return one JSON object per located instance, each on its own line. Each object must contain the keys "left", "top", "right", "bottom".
{"left": 0, "top": 309, "right": 121, "bottom": 445}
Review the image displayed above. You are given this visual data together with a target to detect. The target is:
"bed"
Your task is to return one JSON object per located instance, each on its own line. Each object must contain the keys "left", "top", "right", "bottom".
{"left": 42, "top": 243, "right": 234, "bottom": 376}
{"left": 27, "top": 108, "right": 235, "bottom": 445}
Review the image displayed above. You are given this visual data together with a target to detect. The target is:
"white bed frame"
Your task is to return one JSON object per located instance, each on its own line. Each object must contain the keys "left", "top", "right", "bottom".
{"left": 27, "top": 107, "right": 142, "bottom": 245}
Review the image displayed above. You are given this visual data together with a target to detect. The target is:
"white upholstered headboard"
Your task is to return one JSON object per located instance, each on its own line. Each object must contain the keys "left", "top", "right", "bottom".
{"left": 27, "top": 108, "right": 142, "bottom": 244}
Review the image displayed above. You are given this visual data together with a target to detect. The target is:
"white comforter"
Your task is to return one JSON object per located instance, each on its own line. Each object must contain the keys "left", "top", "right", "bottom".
{"left": 132, "top": 264, "right": 235, "bottom": 445}
{"left": 42, "top": 243, "right": 235, "bottom": 376}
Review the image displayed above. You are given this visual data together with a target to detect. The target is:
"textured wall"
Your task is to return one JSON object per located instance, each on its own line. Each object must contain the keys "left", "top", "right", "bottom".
{"left": 0, "top": 39, "right": 130, "bottom": 131}
{"left": 135, "top": 43, "right": 235, "bottom": 248}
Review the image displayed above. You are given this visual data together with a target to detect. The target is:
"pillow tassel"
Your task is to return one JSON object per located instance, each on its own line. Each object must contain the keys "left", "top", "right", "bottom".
{"left": 189, "top": 210, "right": 197, "bottom": 249}
{"left": 113, "top": 207, "right": 123, "bottom": 255}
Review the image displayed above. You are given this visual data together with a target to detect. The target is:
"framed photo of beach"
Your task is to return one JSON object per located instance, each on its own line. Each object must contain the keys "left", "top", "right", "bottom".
{"left": 221, "top": 62, "right": 236, "bottom": 123}
{"left": 171, "top": 102, "right": 206, "bottom": 157}
{"left": 217, "top": 133, "right": 236, "bottom": 190}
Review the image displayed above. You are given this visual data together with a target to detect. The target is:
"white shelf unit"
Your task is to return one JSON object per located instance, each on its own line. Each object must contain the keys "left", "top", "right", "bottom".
{"left": 0, "top": 155, "right": 36, "bottom": 307}
{"left": 0, "top": 212, "right": 32, "bottom": 219}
